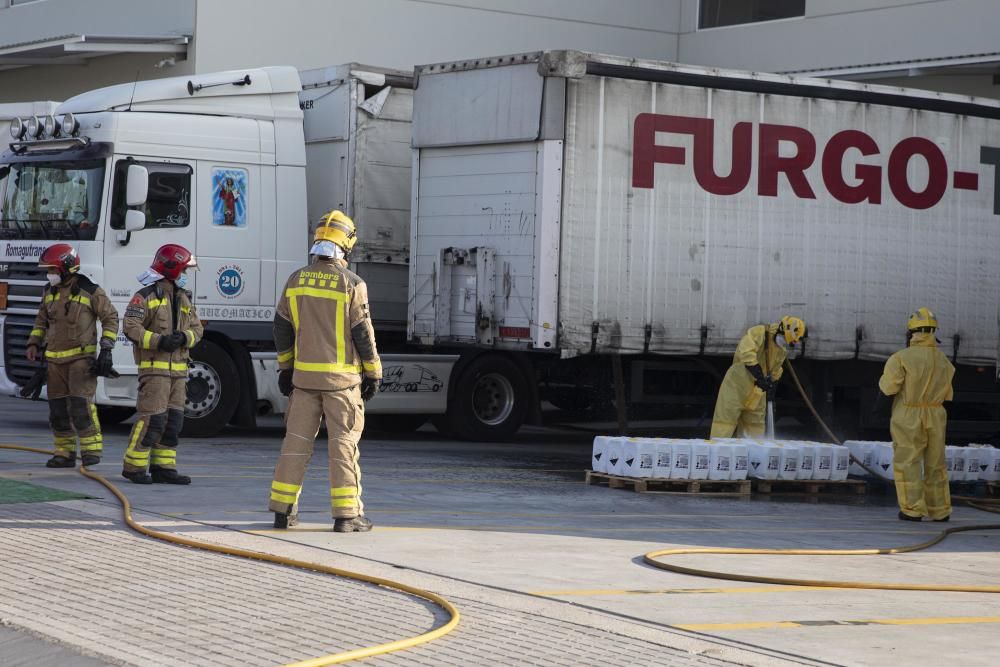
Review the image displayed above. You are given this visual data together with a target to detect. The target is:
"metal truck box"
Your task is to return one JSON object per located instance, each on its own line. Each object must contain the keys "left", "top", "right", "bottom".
{"left": 410, "top": 51, "right": 1000, "bottom": 365}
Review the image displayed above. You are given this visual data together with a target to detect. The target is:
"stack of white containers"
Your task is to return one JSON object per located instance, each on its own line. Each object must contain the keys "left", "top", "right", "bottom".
{"left": 843, "top": 441, "right": 1000, "bottom": 482}
{"left": 591, "top": 437, "right": 848, "bottom": 481}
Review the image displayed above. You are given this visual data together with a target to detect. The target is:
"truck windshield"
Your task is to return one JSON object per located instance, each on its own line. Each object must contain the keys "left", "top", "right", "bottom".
{"left": 0, "top": 158, "right": 105, "bottom": 240}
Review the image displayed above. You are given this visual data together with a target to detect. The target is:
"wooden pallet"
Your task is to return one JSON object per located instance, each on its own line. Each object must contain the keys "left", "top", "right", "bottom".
{"left": 752, "top": 478, "right": 868, "bottom": 495}
{"left": 585, "top": 471, "right": 751, "bottom": 496}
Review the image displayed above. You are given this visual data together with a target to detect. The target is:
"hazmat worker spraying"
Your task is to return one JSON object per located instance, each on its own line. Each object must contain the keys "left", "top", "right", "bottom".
{"left": 269, "top": 210, "right": 382, "bottom": 533}
{"left": 877, "top": 308, "right": 955, "bottom": 522}
{"left": 709, "top": 316, "right": 807, "bottom": 439}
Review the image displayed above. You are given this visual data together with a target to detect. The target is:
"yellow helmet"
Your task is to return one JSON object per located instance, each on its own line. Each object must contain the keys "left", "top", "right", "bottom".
{"left": 907, "top": 307, "right": 938, "bottom": 331}
{"left": 779, "top": 316, "right": 807, "bottom": 344}
{"left": 314, "top": 210, "right": 357, "bottom": 252}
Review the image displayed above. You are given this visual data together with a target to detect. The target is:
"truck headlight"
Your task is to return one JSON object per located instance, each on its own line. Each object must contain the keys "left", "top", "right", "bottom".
{"left": 9, "top": 117, "right": 24, "bottom": 140}
{"left": 60, "top": 113, "right": 78, "bottom": 137}
{"left": 42, "top": 115, "right": 57, "bottom": 138}
{"left": 25, "top": 116, "right": 41, "bottom": 139}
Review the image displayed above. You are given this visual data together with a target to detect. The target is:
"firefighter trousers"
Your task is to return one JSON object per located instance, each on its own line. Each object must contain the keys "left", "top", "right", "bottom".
{"left": 123, "top": 375, "right": 186, "bottom": 473}
{"left": 269, "top": 385, "right": 365, "bottom": 519}
{"left": 47, "top": 359, "right": 101, "bottom": 458}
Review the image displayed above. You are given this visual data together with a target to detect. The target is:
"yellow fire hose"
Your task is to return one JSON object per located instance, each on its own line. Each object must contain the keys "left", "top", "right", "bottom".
{"left": 644, "top": 361, "right": 1000, "bottom": 593}
{"left": 0, "top": 444, "right": 459, "bottom": 666}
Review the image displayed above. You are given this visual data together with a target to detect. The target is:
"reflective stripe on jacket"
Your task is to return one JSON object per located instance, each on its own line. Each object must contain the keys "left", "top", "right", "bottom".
{"left": 27, "top": 275, "right": 119, "bottom": 364}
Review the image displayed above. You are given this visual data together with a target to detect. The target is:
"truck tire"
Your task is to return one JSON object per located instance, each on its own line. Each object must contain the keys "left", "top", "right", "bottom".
{"left": 96, "top": 405, "right": 135, "bottom": 426}
{"left": 446, "top": 354, "right": 528, "bottom": 442}
{"left": 182, "top": 339, "right": 239, "bottom": 437}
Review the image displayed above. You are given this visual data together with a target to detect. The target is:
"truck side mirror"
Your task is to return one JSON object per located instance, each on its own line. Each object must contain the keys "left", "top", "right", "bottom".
{"left": 126, "top": 164, "right": 148, "bottom": 207}
{"left": 124, "top": 209, "right": 146, "bottom": 232}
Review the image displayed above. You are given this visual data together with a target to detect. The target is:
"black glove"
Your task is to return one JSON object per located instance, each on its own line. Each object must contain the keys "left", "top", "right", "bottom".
{"left": 19, "top": 365, "right": 46, "bottom": 400}
{"left": 278, "top": 369, "right": 294, "bottom": 396}
{"left": 360, "top": 376, "right": 378, "bottom": 401}
{"left": 91, "top": 348, "right": 119, "bottom": 378}
{"left": 158, "top": 331, "right": 187, "bottom": 352}
{"left": 747, "top": 364, "right": 774, "bottom": 393}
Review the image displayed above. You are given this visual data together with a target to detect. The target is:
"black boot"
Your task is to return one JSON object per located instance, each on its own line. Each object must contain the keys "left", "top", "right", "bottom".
{"left": 81, "top": 454, "right": 101, "bottom": 467}
{"left": 46, "top": 455, "right": 76, "bottom": 468}
{"left": 274, "top": 512, "right": 300, "bottom": 529}
{"left": 898, "top": 510, "right": 922, "bottom": 522}
{"left": 122, "top": 470, "right": 153, "bottom": 484}
{"left": 334, "top": 515, "right": 373, "bottom": 533}
{"left": 150, "top": 467, "right": 191, "bottom": 485}
{"left": 933, "top": 515, "right": 950, "bottom": 522}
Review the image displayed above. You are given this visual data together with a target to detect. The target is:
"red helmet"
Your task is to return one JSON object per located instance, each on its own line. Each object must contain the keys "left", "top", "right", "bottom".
{"left": 38, "top": 243, "right": 80, "bottom": 277}
{"left": 151, "top": 243, "right": 198, "bottom": 281}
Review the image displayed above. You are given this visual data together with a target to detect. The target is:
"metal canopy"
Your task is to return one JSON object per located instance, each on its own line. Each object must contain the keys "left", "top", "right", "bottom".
{"left": 0, "top": 34, "right": 189, "bottom": 71}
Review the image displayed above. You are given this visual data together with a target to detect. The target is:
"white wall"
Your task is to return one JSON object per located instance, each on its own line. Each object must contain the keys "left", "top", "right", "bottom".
{"left": 192, "top": 0, "right": 681, "bottom": 73}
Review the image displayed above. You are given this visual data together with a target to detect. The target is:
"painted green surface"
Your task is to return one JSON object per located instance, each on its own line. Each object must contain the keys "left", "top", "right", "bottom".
{"left": 0, "top": 478, "right": 90, "bottom": 504}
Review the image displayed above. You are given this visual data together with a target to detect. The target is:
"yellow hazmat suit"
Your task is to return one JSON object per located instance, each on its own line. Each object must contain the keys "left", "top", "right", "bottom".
{"left": 710, "top": 324, "right": 786, "bottom": 439}
{"left": 878, "top": 331, "right": 955, "bottom": 520}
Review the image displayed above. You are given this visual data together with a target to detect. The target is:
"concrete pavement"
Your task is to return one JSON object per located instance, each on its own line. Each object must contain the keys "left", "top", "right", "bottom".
{"left": 2, "top": 393, "right": 999, "bottom": 665}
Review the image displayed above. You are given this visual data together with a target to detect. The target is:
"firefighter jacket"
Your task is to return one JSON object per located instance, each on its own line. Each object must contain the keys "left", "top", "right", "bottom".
{"left": 27, "top": 275, "right": 119, "bottom": 364}
{"left": 274, "top": 257, "right": 382, "bottom": 392}
{"left": 123, "top": 279, "right": 203, "bottom": 377}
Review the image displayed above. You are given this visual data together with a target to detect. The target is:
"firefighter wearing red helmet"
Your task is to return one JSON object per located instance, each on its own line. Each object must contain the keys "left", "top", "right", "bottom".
{"left": 121, "top": 243, "right": 203, "bottom": 485}
{"left": 23, "top": 243, "right": 120, "bottom": 468}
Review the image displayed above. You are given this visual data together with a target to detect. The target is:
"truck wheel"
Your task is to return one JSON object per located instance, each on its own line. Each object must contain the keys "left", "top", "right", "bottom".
{"left": 96, "top": 405, "right": 135, "bottom": 426}
{"left": 182, "top": 339, "right": 239, "bottom": 437}
{"left": 447, "top": 355, "right": 528, "bottom": 441}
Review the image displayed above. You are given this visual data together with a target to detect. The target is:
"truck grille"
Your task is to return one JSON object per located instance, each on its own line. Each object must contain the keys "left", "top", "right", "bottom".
{"left": 2, "top": 262, "right": 47, "bottom": 385}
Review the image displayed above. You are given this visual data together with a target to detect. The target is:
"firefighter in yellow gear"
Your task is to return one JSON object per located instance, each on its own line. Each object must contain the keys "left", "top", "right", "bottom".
{"left": 23, "top": 243, "right": 119, "bottom": 468}
{"left": 878, "top": 308, "right": 955, "bottom": 522}
{"left": 710, "top": 316, "right": 807, "bottom": 439}
{"left": 269, "top": 210, "right": 382, "bottom": 533}
{"left": 121, "top": 244, "right": 203, "bottom": 485}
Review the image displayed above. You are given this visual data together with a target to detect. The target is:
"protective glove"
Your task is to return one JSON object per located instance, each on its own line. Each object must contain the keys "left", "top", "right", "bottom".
{"left": 158, "top": 331, "right": 187, "bottom": 352}
{"left": 278, "top": 369, "right": 294, "bottom": 397}
{"left": 91, "top": 348, "right": 120, "bottom": 378}
{"left": 746, "top": 364, "right": 774, "bottom": 393}
{"left": 360, "top": 376, "right": 379, "bottom": 402}
{"left": 20, "top": 365, "right": 46, "bottom": 400}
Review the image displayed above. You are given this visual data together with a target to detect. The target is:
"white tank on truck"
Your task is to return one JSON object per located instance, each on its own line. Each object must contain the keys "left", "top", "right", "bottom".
{"left": 407, "top": 50, "right": 1000, "bottom": 440}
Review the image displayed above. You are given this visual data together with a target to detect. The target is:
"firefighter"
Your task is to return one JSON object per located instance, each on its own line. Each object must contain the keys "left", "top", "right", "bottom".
{"left": 121, "top": 244, "right": 203, "bottom": 485}
{"left": 23, "top": 244, "right": 119, "bottom": 468}
{"left": 269, "top": 210, "right": 381, "bottom": 533}
{"left": 878, "top": 308, "right": 955, "bottom": 522}
{"left": 710, "top": 316, "right": 807, "bottom": 439}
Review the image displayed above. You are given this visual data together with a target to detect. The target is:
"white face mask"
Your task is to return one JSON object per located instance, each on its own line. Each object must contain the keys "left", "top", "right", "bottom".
{"left": 46, "top": 273, "right": 62, "bottom": 286}
{"left": 175, "top": 273, "right": 189, "bottom": 289}
{"left": 775, "top": 334, "right": 787, "bottom": 348}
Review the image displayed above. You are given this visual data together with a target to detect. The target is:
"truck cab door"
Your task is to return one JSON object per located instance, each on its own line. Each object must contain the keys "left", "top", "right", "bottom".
{"left": 104, "top": 158, "right": 197, "bottom": 375}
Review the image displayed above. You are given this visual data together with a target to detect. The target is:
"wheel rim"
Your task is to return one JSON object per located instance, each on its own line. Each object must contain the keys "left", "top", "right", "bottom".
{"left": 186, "top": 361, "right": 221, "bottom": 419}
{"left": 472, "top": 372, "right": 515, "bottom": 426}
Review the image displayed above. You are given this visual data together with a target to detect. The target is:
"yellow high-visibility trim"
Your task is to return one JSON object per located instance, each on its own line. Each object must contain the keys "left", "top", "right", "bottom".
{"left": 151, "top": 456, "right": 176, "bottom": 465}
{"left": 330, "top": 487, "right": 356, "bottom": 497}
{"left": 285, "top": 286, "right": 348, "bottom": 302}
{"left": 89, "top": 403, "right": 101, "bottom": 437}
{"left": 332, "top": 498, "right": 358, "bottom": 508}
{"left": 102, "top": 329, "right": 117, "bottom": 339}
{"left": 46, "top": 344, "right": 96, "bottom": 359}
{"left": 180, "top": 305, "right": 191, "bottom": 314}
{"left": 318, "top": 279, "right": 327, "bottom": 287}
{"left": 142, "top": 331, "right": 155, "bottom": 349}
{"left": 80, "top": 443, "right": 102, "bottom": 452}
{"left": 69, "top": 294, "right": 91, "bottom": 307}
{"left": 335, "top": 299, "right": 346, "bottom": 367}
{"left": 294, "top": 360, "right": 361, "bottom": 373}
{"left": 308, "top": 278, "right": 316, "bottom": 286}
{"left": 30, "top": 328, "right": 45, "bottom": 338}
{"left": 289, "top": 295, "right": 300, "bottom": 330}
{"left": 147, "top": 297, "right": 166, "bottom": 309}
{"left": 139, "top": 360, "right": 188, "bottom": 371}
{"left": 185, "top": 330, "right": 195, "bottom": 347}
{"left": 272, "top": 481, "right": 301, "bottom": 494}
{"left": 270, "top": 490, "right": 298, "bottom": 504}
{"left": 277, "top": 349, "right": 294, "bottom": 363}
{"left": 362, "top": 361, "right": 381, "bottom": 373}
{"left": 44, "top": 293, "right": 58, "bottom": 303}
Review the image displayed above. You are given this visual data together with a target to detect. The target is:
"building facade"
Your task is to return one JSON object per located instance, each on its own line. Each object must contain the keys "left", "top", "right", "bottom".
{"left": 0, "top": 0, "right": 996, "bottom": 101}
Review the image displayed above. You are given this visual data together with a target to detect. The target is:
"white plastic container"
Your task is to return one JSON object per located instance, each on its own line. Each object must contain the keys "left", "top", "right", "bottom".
{"left": 945, "top": 446, "right": 957, "bottom": 481}
{"left": 730, "top": 442, "right": 750, "bottom": 480}
{"left": 845, "top": 441, "right": 878, "bottom": 477}
{"left": 795, "top": 442, "right": 816, "bottom": 480}
{"left": 708, "top": 443, "right": 733, "bottom": 480}
{"left": 772, "top": 442, "right": 800, "bottom": 481}
{"left": 690, "top": 440, "right": 711, "bottom": 480}
{"left": 951, "top": 447, "right": 968, "bottom": 482}
{"left": 670, "top": 441, "right": 692, "bottom": 480}
{"left": 622, "top": 438, "right": 657, "bottom": 478}
{"left": 987, "top": 447, "right": 1000, "bottom": 482}
{"left": 606, "top": 437, "right": 625, "bottom": 476}
{"left": 830, "top": 445, "right": 851, "bottom": 481}
{"left": 616, "top": 438, "right": 638, "bottom": 477}
{"left": 812, "top": 443, "right": 834, "bottom": 481}
{"left": 971, "top": 445, "right": 1000, "bottom": 482}
{"left": 652, "top": 439, "right": 674, "bottom": 478}
{"left": 872, "top": 442, "right": 895, "bottom": 481}
{"left": 747, "top": 442, "right": 780, "bottom": 480}
{"left": 964, "top": 447, "right": 983, "bottom": 482}
{"left": 592, "top": 436, "right": 613, "bottom": 473}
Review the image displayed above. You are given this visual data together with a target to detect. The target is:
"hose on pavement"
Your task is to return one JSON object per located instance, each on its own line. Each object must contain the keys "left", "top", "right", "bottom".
{"left": 0, "top": 444, "right": 459, "bottom": 666}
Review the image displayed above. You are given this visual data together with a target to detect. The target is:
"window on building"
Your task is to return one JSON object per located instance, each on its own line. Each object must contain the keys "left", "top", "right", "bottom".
{"left": 699, "top": 0, "right": 805, "bottom": 29}
{"left": 110, "top": 160, "right": 192, "bottom": 230}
